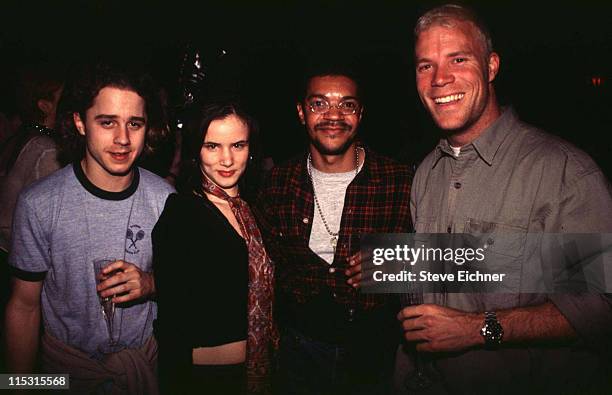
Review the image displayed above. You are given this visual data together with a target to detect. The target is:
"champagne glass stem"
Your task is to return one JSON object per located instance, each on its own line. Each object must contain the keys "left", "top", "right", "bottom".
{"left": 400, "top": 291, "right": 436, "bottom": 390}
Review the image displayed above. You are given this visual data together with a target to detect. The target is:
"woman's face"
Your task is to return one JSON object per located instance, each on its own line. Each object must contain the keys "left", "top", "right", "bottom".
{"left": 200, "top": 114, "right": 250, "bottom": 197}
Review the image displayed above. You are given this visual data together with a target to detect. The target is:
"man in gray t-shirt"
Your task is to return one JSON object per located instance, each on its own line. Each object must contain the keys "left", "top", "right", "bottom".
{"left": 5, "top": 63, "right": 174, "bottom": 394}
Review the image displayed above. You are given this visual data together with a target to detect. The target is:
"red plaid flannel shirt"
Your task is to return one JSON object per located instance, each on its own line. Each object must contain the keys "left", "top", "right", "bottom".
{"left": 254, "top": 146, "right": 413, "bottom": 314}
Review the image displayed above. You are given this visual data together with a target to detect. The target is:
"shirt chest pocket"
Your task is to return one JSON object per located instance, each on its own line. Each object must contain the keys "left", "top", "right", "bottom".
{"left": 463, "top": 219, "right": 527, "bottom": 292}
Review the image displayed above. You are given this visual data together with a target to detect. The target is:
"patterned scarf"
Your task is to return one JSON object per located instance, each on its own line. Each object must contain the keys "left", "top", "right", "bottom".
{"left": 198, "top": 176, "right": 275, "bottom": 394}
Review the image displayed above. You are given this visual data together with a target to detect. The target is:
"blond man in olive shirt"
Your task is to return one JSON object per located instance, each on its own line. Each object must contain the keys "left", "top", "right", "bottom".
{"left": 395, "top": 4, "right": 612, "bottom": 394}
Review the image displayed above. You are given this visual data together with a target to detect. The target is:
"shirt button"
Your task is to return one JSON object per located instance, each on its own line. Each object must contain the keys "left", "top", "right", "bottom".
{"left": 332, "top": 293, "right": 337, "bottom": 298}
{"left": 279, "top": 232, "right": 283, "bottom": 237}
{"left": 302, "top": 217, "right": 309, "bottom": 224}
{"left": 454, "top": 182, "right": 462, "bottom": 189}
{"left": 348, "top": 308, "right": 355, "bottom": 322}
{"left": 329, "top": 267, "right": 336, "bottom": 274}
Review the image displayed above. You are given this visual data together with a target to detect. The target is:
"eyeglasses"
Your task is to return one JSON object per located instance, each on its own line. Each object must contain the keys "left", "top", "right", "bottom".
{"left": 306, "top": 97, "right": 361, "bottom": 115}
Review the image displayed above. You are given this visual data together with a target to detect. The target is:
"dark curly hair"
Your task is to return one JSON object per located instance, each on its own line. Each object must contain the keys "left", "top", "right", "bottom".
{"left": 56, "top": 61, "right": 168, "bottom": 165}
{"left": 177, "top": 99, "right": 261, "bottom": 202}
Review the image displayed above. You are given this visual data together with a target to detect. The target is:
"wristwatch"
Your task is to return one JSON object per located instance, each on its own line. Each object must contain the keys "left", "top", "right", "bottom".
{"left": 480, "top": 311, "right": 504, "bottom": 349}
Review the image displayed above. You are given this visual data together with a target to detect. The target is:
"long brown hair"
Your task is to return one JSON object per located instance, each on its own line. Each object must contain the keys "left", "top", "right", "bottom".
{"left": 178, "top": 99, "right": 262, "bottom": 202}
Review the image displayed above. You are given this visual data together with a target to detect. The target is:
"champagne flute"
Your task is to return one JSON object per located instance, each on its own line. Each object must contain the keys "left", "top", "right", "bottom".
{"left": 93, "top": 257, "right": 118, "bottom": 346}
{"left": 399, "top": 288, "right": 439, "bottom": 390}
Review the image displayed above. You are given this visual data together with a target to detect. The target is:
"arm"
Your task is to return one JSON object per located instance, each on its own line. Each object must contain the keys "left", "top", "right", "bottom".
{"left": 543, "top": 167, "right": 612, "bottom": 349}
{"left": 397, "top": 301, "right": 576, "bottom": 352}
{"left": 151, "top": 195, "right": 193, "bottom": 394}
{"left": 4, "top": 278, "right": 42, "bottom": 372}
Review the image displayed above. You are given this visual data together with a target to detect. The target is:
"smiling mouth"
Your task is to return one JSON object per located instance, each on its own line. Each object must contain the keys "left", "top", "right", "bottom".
{"left": 434, "top": 93, "right": 465, "bottom": 104}
{"left": 110, "top": 152, "right": 130, "bottom": 160}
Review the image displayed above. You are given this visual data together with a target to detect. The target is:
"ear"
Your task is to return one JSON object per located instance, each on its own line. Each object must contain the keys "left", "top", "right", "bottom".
{"left": 296, "top": 102, "right": 306, "bottom": 125}
{"left": 37, "top": 99, "right": 53, "bottom": 117}
{"left": 73, "top": 112, "right": 86, "bottom": 136}
{"left": 487, "top": 52, "right": 500, "bottom": 83}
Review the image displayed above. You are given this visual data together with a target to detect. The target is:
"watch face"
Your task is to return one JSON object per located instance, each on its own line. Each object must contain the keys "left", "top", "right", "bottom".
{"left": 481, "top": 316, "right": 504, "bottom": 346}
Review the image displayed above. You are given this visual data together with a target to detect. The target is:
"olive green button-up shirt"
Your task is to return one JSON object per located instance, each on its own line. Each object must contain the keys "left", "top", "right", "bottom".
{"left": 400, "top": 108, "right": 612, "bottom": 394}
{"left": 411, "top": 108, "right": 612, "bottom": 235}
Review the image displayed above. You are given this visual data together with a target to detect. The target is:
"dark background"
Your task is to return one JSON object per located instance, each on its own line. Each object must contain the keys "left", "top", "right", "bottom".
{"left": 1, "top": 0, "right": 611, "bottom": 177}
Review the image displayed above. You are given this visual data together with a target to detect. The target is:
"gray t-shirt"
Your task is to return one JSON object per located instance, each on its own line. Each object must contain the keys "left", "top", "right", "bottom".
{"left": 10, "top": 163, "right": 174, "bottom": 357}
{"left": 308, "top": 160, "right": 363, "bottom": 264}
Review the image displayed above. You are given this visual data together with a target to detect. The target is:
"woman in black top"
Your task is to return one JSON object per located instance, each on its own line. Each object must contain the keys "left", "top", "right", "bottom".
{"left": 153, "top": 101, "right": 274, "bottom": 394}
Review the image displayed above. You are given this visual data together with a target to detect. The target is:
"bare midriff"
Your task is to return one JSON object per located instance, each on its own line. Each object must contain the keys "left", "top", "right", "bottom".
{"left": 192, "top": 340, "right": 246, "bottom": 365}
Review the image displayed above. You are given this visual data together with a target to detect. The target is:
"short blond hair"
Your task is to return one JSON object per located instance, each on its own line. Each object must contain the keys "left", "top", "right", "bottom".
{"left": 415, "top": 4, "right": 493, "bottom": 58}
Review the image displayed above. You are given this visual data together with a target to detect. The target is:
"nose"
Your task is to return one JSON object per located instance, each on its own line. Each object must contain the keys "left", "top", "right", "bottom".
{"left": 323, "top": 104, "right": 344, "bottom": 120}
{"left": 432, "top": 64, "right": 454, "bottom": 87}
{"left": 220, "top": 147, "right": 233, "bottom": 167}
{"left": 113, "top": 124, "right": 131, "bottom": 146}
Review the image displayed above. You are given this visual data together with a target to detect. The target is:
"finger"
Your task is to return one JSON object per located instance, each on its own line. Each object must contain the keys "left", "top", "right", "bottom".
{"left": 99, "top": 281, "right": 132, "bottom": 298}
{"left": 97, "top": 270, "right": 138, "bottom": 293}
{"left": 113, "top": 261, "right": 139, "bottom": 273}
{"left": 347, "top": 251, "right": 360, "bottom": 266}
{"left": 101, "top": 260, "right": 127, "bottom": 274}
{"left": 119, "top": 261, "right": 138, "bottom": 272}
{"left": 112, "top": 275, "right": 151, "bottom": 302}
{"left": 397, "top": 306, "right": 420, "bottom": 321}
{"left": 402, "top": 304, "right": 432, "bottom": 318}
{"left": 346, "top": 273, "right": 361, "bottom": 288}
{"left": 112, "top": 290, "right": 140, "bottom": 304}
{"left": 344, "top": 263, "right": 361, "bottom": 277}
{"left": 402, "top": 316, "right": 429, "bottom": 332}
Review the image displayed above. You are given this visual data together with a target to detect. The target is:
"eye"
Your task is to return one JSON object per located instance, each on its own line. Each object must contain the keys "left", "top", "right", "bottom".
{"left": 233, "top": 142, "right": 248, "bottom": 150}
{"left": 340, "top": 100, "right": 358, "bottom": 110}
{"left": 203, "top": 143, "right": 218, "bottom": 150}
{"left": 453, "top": 57, "right": 467, "bottom": 64}
{"left": 310, "top": 99, "right": 328, "bottom": 108}
{"left": 99, "top": 119, "right": 115, "bottom": 128}
{"left": 128, "top": 121, "right": 145, "bottom": 130}
{"left": 417, "top": 64, "right": 432, "bottom": 73}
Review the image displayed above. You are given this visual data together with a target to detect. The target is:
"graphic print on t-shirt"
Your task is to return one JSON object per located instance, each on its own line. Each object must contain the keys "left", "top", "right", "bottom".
{"left": 126, "top": 224, "right": 145, "bottom": 255}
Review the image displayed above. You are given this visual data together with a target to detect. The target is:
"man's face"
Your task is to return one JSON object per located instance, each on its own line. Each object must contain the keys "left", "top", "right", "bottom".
{"left": 74, "top": 86, "right": 146, "bottom": 181}
{"left": 415, "top": 21, "right": 499, "bottom": 135}
{"left": 297, "top": 75, "right": 363, "bottom": 156}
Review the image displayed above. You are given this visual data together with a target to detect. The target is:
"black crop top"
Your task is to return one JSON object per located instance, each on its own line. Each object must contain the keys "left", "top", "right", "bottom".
{"left": 153, "top": 193, "right": 249, "bottom": 385}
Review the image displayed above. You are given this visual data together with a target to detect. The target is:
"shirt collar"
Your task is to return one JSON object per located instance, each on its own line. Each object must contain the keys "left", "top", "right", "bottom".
{"left": 73, "top": 161, "right": 140, "bottom": 200}
{"left": 432, "top": 107, "right": 518, "bottom": 168}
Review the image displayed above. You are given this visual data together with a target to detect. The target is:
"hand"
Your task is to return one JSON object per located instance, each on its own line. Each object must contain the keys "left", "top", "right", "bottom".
{"left": 397, "top": 304, "right": 483, "bottom": 352}
{"left": 345, "top": 251, "right": 361, "bottom": 288}
{"left": 96, "top": 260, "right": 155, "bottom": 303}
{"left": 345, "top": 249, "right": 378, "bottom": 288}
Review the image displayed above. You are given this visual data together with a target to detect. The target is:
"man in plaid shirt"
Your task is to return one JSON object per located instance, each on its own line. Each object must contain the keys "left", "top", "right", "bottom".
{"left": 254, "top": 66, "right": 412, "bottom": 394}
